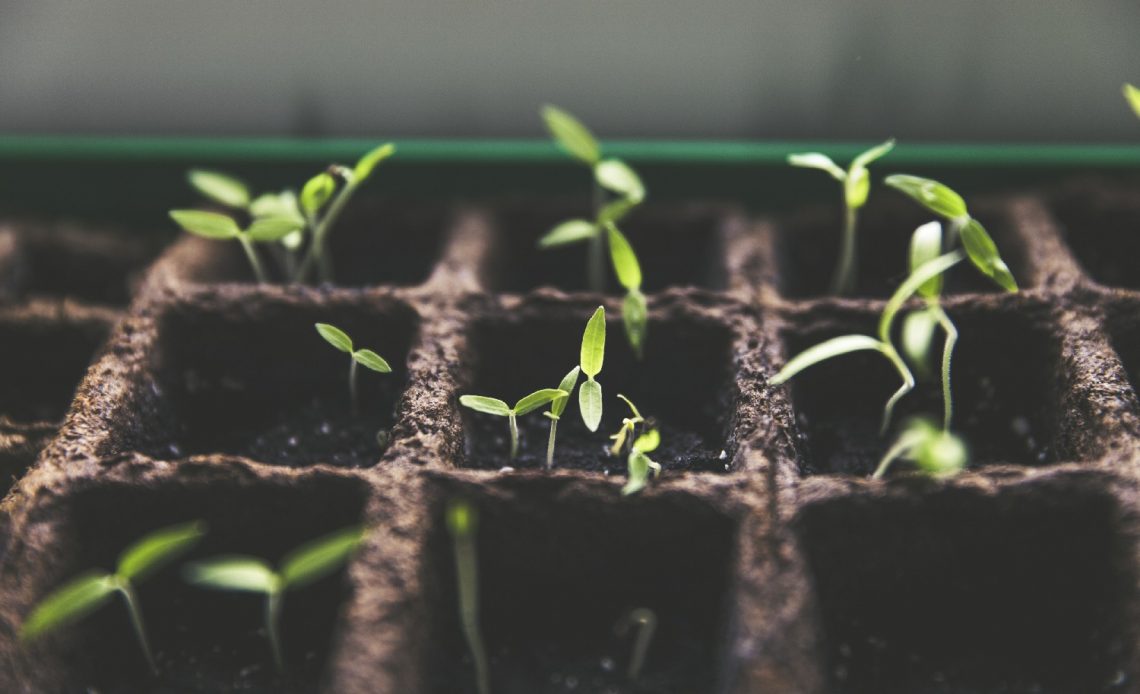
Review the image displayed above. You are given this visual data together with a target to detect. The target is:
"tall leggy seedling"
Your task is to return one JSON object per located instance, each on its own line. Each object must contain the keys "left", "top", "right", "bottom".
{"left": 315, "top": 323, "right": 392, "bottom": 417}
{"left": 447, "top": 500, "right": 490, "bottom": 694}
{"left": 22, "top": 521, "right": 206, "bottom": 675}
{"left": 460, "top": 389, "right": 569, "bottom": 460}
{"left": 788, "top": 139, "right": 895, "bottom": 294}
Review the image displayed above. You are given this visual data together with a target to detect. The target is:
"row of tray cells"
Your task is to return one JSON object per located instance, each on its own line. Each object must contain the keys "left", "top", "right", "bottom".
{"left": 10, "top": 470, "right": 1136, "bottom": 693}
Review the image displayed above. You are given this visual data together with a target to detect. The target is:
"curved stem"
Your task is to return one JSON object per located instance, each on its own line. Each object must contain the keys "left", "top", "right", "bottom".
{"left": 831, "top": 203, "right": 858, "bottom": 295}
{"left": 237, "top": 236, "right": 269, "bottom": 284}
{"left": 117, "top": 580, "right": 157, "bottom": 676}
{"left": 931, "top": 305, "right": 958, "bottom": 431}
{"left": 266, "top": 587, "right": 285, "bottom": 673}
{"left": 349, "top": 357, "right": 359, "bottom": 417}
{"left": 546, "top": 418, "right": 558, "bottom": 470}
{"left": 879, "top": 344, "right": 916, "bottom": 435}
{"left": 508, "top": 412, "right": 519, "bottom": 460}
{"left": 616, "top": 608, "right": 657, "bottom": 681}
{"left": 872, "top": 430, "right": 923, "bottom": 480}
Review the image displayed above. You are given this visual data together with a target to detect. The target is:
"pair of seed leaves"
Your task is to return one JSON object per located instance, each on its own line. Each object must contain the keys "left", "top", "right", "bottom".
{"left": 541, "top": 105, "right": 645, "bottom": 206}
{"left": 788, "top": 138, "right": 895, "bottom": 211}
{"left": 315, "top": 323, "right": 392, "bottom": 374}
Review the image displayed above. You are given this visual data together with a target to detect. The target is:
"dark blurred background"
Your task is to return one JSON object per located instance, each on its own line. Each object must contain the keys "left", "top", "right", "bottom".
{"left": 1, "top": 1, "right": 1138, "bottom": 141}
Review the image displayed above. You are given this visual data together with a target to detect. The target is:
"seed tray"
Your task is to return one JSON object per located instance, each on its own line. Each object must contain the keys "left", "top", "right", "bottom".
{"left": 1, "top": 170, "right": 1140, "bottom": 692}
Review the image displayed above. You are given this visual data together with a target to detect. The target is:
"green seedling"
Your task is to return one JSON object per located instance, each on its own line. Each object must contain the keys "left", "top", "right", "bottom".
{"left": 543, "top": 366, "right": 582, "bottom": 470}
{"left": 315, "top": 323, "right": 392, "bottom": 417}
{"left": 609, "top": 394, "right": 646, "bottom": 457}
{"left": 447, "top": 500, "right": 490, "bottom": 694}
{"left": 607, "top": 223, "right": 649, "bottom": 357}
{"left": 169, "top": 209, "right": 300, "bottom": 284}
{"left": 22, "top": 521, "right": 206, "bottom": 675}
{"left": 579, "top": 306, "right": 607, "bottom": 432}
{"left": 622, "top": 428, "right": 662, "bottom": 496}
{"left": 541, "top": 105, "right": 646, "bottom": 292}
{"left": 873, "top": 417, "right": 967, "bottom": 479}
{"left": 615, "top": 607, "right": 658, "bottom": 681}
{"left": 183, "top": 526, "right": 364, "bottom": 673}
{"left": 460, "top": 389, "right": 569, "bottom": 460}
{"left": 788, "top": 139, "right": 895, "bottom": 294}
{"left": 1125, "top": 83, "right": 1140, "bottom": 119}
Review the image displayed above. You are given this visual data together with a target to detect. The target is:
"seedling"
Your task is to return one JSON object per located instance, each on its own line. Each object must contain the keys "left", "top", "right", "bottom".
{"left": 21, "top": 521, "right": 206, "bottom": 675}
{"left": 607, "top": 223, "right": 649, "bottom": 357}
{"left": 543, "top": 366, "right": 581, "bottom": 470}
{"left": 622, "top": 428, "right": 662, "bottom": 496}
{"left": 615, "top": 607, "right": 658, "bottom": 681}
{"left": 788, "top": 139, "right": 895, "bottom": 294}
{"left": 446, "top": 500, "right": 490, "bottom": 694}
{"left": 609, "top": 394, "right": 647, "bottom": 457}
{"left": 873, "top": 417, "right": 967, "bottom": 479}
{"left": 169, "top": 209, "right": 300, "bottom": 284}
{"left": 579, "top": 306, "right": 607, "bottom": 432}
{"left": 1125, "top": 83, "right": 1140, "bottom": 119}
{"left": 541, "top": 105, "right": 646, "bottom": 292}
{"left": 460, "top": 389, "right": 569, "bottom": 460}
{"left": 183, "top": 525, "right": 364, "bottom": 673}
{"left": 315, "top": 323, "right": 392, "bottom": 417}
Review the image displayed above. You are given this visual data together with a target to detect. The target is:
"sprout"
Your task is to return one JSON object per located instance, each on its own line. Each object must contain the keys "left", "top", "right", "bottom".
{"left": 873, "top": 417, "right": 967, "bottom": 480}
{"left": 614, "top": 607, "right": 658, "bottom": 681}
{"left": 315, "top": 323, "right": 392, "bottom": 417}
{"left": 788, "top": 139, "right": 895, "bottom": 294}
{"left": 606, "top": 223, "right": 649, "bottom": 358}
{"left": 578, "top": 306, "right": 607, "bottom": 433}
{"left": 460, "top": 389, "right": 569, "bottom": 460}
{"left": 169, "top": 210, "right": 300, "bottom": 284}
{"left": 622, "top": 428, "right": 662, "bottom": 496}
{"left": 1125, "top": 83, "right": 1140, "bottom": 119}
{"left": 540, "top": 105, "right": 646, "bottom": 292}
{"left": 609, "top": 394, "right": 646, "bottom": 457}
{"left": 446, "top": 500, "right": 490, "bottom": 694}
{"left": 183, "top": 526, "right": 364, "bottom": 673}
{"left": 22, "top": 521, "right": 206, "bottom": 675}
{"left": 543, "top": 366, "right": 582, "bottom": 470}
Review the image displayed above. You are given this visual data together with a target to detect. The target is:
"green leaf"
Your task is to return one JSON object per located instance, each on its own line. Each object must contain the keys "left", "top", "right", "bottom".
{"left": 851, "top": 138, "right": 896, "bottom": 170}
{"left": 538, "top": 219, "right": 596, "bottom": 249}
{"left": 169, "top": 210, "right": 241, "bottom": 240}
{"left": 616, "top": 394, "right": 643, "bottom": 420}
{"left": 353, "top": 349, "right": 392, "bottom": 373}
{"left": 459, "top": 395, "right": 512, "bottom": 417}
{"left": 579, "top": 379, "right": 603, "bottom": 432}
{"left": 844, "top": 167, "right": 871, "bottom": 209}
{"left": 632, "top": 428, "right": 660, "bottom": 454}
{"left": 514, "top": 388, "right": 570, "bottom": 416}
{"left": 595, "top": 159, "right": 645, "bottom": 203}
{"left": 301, "top": 172, "right": 337, "bottom": 215}
{"left": 188, "top": 169, "right": 250, "bottom": 209}
{"left": 354, "top": 142, "right": 396, "bottom": 180}
{"left": 787, "top": 153, "right": 845, "bottom": 181}
{"left": 960, "top": 218, "right": 1018, "bottom": 292}
{"left": 184, "top": 556, "right": 277, "bottom": 593}
{"left": 1125, "top": 83, "right": 1140, "bottom": 119}
{"left": 280, "top": 526, "right": 364, "bottom": 590}
{"left": 117, "top": 521, "right": 206, "bottom": 582}
{"left": 901, "top": 308, "right": 939, "bottom": 369}
{"left": 909, "top": 221, "right": 945, "bottom": 299}
{"left": 598, "top": 198, "right": 637, "bottom": 225}
{"left": 250, "top": 190, "right": 304, "bottom": 225}
{"left": 769, "top": 335, "right": 886, "bottom": 386}
{"left": 885, "top": 174, "right": 968, "bottom": 219}
{"left": 622, "top": 291, "right": 648, "bottom": 358}
{"left": 247, "top": 217, "right": 303, "bottom": 243}
{"left": 316, "top": 323, "right": 353, "bottom": 353}
{"left": 606, "top": 224, "right": 642, "bottom": 291}
{"left": 550, "top": 366, "right": 581, "bottom": 418}
{"left": 21, "top": 572, "right": 116, "bottom": 640}
{"left": 541, "top": 105, "right": 601, "bottom": 165}
{"left": 879, "top": 251, "right": 965, "bottom": 341}
{"left": 622, "top": 451, "right": 653, "bottom": 496}
{"left": 580, "top": 307, "right": 606, "bottom": 378}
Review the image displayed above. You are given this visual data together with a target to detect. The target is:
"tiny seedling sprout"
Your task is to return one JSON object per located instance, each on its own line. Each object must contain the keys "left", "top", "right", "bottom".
{"left": 579, "top": 306, "right": 607, "bottom": 433}
{"left": 1125, "top": 83, "right": 1140, "bottom": 119}
{"left": 446, "top": 500, "right": 490, "bottom": 694}
{"left": 609, "top": 394, "right": 646, "bottom": 457}
{"left": 622, "top": 428, "right": 662, "bottom": 496}
{"left": 873, "top": 417, "right": 967, "bottom": 480}
{"left": 543, "top": 366, "right": 582, "bottom": 470}
{"left": 459, "top": 389, "right": 569, "bottom": 460}
{"left": 21, "top": 521, "right": 206, "bottom": 675}
{"left": 183, "top": 526, "right": 364, "bottom": 673}
{"left": 788, "top": 139, "right": 895, "bottom": 294}
{"left": 606, "top": 223, "right": 649, "bottom": 358}
{"left": 169, "top": 209, "right": 300, "bottom": 284}
{"left": 315, "top": 323, "right": 392, "bottom": 417}
{"left": 615, "top": 607, "right": 658, "bottom": 681}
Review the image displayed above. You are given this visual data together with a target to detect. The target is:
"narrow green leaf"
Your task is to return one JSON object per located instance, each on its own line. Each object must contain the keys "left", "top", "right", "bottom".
{"left": 459, "top": 395, "right": 512, "bottom": 417}
{"left": 622, "top": 452, "right": 652, "bottom": 496}
{"left": 188, "top": 169, "right": 250, "bottom": 209}
{"left": 184, "top": 556, "right": 276, "bottom": 593}
{"left": 579, "top": 379, "right": 603, "bottom": 432}
{"left": 851, "top": 138, "right": 896, "bottom": 170}
{"left": 787, "top": 153, "right": 845, "bottom": 181}
{"left": 354, "top": 142, "right": 396, "bottom": 180}
{"left": 622, "top": 291, "right": 648, "bottom": 358}
{"left": 281, "top": 526, "right": 364, "bottom": 590}
{"left": 301, "top": 172, "right": 337, "bottom": 215}
{"left": 315, "top": 323, "right": 353, "bottom": 353}
{"left": 901, "top": 308, "right": 939, "bottom": 369}
{"left": 169, "top": 210, "right": 241, "bottom": 240}
{"left": 541, "top": 105, "right": 600, "bottom": 165}
{"left": 884, "top": 174, "right": 968, "bottom": 219}
{"left": 595, "top": 159, "right": 645, "bottom": 203}
{"left": 550, "top": 366, "right": 581, "bottom": 418}
{"left": 607, "top": 224, "right": 642, "bottom": 291}
{"left": 353, "top": 349, "right": 392, "bottom": 373}
{"left": 117, "top": 521, "right": 206, "bottom": 582}
{"left": 538, "top": 219, "right": 596, "bottom": 249}
{"left": 1125, "top": 83, "right": 1140, "bottom": 119}
{"left": 515, "top": 388, "right": 570, "bottom": 416}
{"left": 769, "top": 335, "right": 885, "bottom": 386}
{"left": 21, "top": 573, "right": 116, "bottom": 640}
{"left": 909, "top": 221, "right": 945, "bottom": 299}
{"left": 616, "top": 394, "right": 643, "bottom": 420}
{"left": 580, "top": 307, "right": 606, "bottom": 377}
{"left": 960, "top": 218, "right": 1018, "bottom": 292}
{"left": 632, "top": 428, "right": 660, "bottom": 454}
{"left": 879, "top": 251, "right": 965, "bottom": 341}
{"left": 247, "top": 217, "right": 303, "bottom": 243}
{"left": 250, "top": 190, "right": 304, "bottom": 225}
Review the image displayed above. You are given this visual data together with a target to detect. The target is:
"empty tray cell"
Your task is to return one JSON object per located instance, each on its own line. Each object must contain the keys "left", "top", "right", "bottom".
{"left": 138, "top": 294, "right": 418, "bottom": 468}
{"left": 775, "top": 196, "right": 1030, "bottom": 300}
{"left": 17, "top": 473, "right": 369, "bottom": 693}
{"left": 1049, "top": 179, "right": 1140, "bottom": 290}
{"left": 488, "top": 202, "right": 730, "bottom": 293}
{"left": 459, "top": 304, "right": 737, "bottom": 473}
{"left": 423, "top": 478, "right": 738, "bottom": 693}
{"left": 782, "top": 303, "right": 1064, "bottom": 476}
{"left": 796, "top": 480, "right": 1137, "bottom": 693}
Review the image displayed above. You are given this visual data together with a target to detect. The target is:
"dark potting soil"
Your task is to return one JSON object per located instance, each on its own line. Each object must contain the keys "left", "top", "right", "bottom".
{"left": 1049, "top": 179, "right": 1140, "bottom": 290}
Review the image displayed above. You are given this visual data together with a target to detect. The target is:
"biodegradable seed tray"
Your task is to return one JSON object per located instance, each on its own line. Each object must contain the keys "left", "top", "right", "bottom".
{"left": 2, "top": 175, "right": 1140, "bottom": 694}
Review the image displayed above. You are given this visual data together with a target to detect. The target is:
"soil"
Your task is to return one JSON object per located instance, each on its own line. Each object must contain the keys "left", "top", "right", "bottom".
{"left": 1048, "top": 177, "right": 1140, "bottom": 290}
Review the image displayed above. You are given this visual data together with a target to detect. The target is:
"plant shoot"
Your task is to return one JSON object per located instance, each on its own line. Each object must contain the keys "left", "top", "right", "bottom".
{"left": 615, "top": 607, "right": 658, "bottom": 681}
{"left": 315, "top": 323, "right": 392, "bottom": 417}
{"left": 446, "top": 500, "right": 490, "bottom": 694}
{"left": 622, "top": 428, "right": 662, "bottom": 496}
{"left": 609, "top": 394, "right": 646, "bottom": 457}
{"left": 460, "top": 389, "right": 569, "bottom": 460}
{"left": 607, "top": 223, "right": 649, "bottom": 357}
{"left": 579, "top": 306, "right": 607, "bottom": 432}
{"left": 543, "top": 366, "right": 581, "bottom": 470}
{"left": 873, "top": 417, "right": 967, "bottom": 479}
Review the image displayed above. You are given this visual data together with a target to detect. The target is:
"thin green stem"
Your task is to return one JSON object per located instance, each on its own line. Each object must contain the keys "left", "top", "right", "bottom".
{"left": 831, "top": 203, "right": 858, "bottom": 295}
{"left": 508, "top": 412, "right": 519, "bottom": 460}
{"left": 266, "top": 586, "right": 285, "bottom": 673}
{"left": 931, "top": 304, "right": 958, "bottom": 431}
{"left": 237, "top": 235, "right": 269, "bottom": 284}
{"left": 546, "top": 417, "right": 558, "bottom": 470}
{"left": 618, "top": 608, "right": 657, "bottom": 681}
{"left": 872, "top": 430, "right": 923, "bottom": 480}
{"left": 453, "top": 522, "right": 490, "bottom": 694}
{"left": 879, "top": 344, "right": 916, "bottom": 435}
{"left": 297, "top": 175, "right": 360, "bottom": 284}
{"left": 116, "top": 579, "right": 157, "bottom": 676}
{"left": 349, "top": 357, "right": 359, "bottom": 417}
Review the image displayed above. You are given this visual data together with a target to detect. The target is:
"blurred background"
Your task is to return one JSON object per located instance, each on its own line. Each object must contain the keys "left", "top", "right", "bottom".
{"left": 1, "top": 0, "right": 1138, "bottom": 142}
